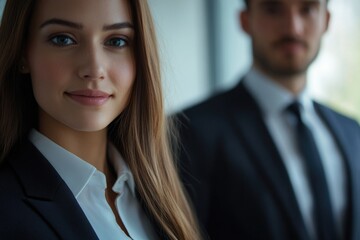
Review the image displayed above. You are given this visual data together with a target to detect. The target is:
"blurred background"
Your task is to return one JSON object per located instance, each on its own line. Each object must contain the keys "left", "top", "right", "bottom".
{"left": 1, "top": 0, "right": 359, "bottom": 119}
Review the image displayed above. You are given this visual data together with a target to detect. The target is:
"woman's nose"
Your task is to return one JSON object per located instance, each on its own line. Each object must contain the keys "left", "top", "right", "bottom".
{"left": 77, "top": 45, "right": 106, "bottom": 81}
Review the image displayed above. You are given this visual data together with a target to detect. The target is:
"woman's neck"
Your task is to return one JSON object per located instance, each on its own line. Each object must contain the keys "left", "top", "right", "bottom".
{"left": 38, "top": 115, "right": 108, "bottom": 173}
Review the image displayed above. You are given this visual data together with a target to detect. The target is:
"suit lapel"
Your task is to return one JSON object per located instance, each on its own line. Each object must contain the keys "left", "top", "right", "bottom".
{"left": 228, "top": 82, "right": 310, "bottom": 240}
{"left": 9, "top": 141, "right": 99, "bottom": 240}
{"left": 314, "top": 103, "right": 360, "bottom": 240}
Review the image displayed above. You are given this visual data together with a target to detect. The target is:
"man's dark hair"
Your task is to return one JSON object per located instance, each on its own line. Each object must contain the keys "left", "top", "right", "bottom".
{"left": 243, "top": 0, "right": 329, "bottom": 9}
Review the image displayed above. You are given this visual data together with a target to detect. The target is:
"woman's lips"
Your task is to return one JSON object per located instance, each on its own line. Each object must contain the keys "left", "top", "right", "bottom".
{"left": 65, "top": 90, "right": 111, "bottom": 106}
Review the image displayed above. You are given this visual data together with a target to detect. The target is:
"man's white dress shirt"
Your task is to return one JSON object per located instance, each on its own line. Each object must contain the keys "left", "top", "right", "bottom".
{"left": 243, "top": 68, "right": 347, "bottom": 238}
{"left": 29, "top": 129, "right": 157, "bottom": 240}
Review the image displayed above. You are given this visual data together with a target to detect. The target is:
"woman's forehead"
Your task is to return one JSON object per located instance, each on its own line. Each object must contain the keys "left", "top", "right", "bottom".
{"left": 30, "top": 0, "right": 134, "bottom": 29}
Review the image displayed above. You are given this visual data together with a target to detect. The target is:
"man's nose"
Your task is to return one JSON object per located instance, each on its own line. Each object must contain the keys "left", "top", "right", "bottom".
{"left": 282, "top": 10, "right": 305, "bottom": 36}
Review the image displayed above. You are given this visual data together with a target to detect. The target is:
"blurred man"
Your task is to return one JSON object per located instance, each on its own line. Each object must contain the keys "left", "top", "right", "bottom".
{"left": 178, "top": 0, "right": 360, "bottom": 239}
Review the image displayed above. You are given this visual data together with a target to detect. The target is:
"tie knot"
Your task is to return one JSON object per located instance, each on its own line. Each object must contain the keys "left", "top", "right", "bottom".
{"left": 286, "top": 101, "right": 302, "bottom": 120}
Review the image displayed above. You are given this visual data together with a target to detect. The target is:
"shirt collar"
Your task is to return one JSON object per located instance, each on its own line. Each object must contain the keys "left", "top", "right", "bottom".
{"left": 243, "top": 67, "right": 312, "bottom": 115}
{"left": 108, "top": 143, "right": 136, "bottom": 196}
{"left": 29, "top": 129, "right": 136, "bottom": 198}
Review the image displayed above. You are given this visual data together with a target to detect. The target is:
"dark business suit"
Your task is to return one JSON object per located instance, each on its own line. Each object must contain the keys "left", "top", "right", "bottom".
{"left": 0, "top": 141, "right": 167, "bottom": 240}
{"left": 177, "top": 81, "right": 360, "bottom": 240}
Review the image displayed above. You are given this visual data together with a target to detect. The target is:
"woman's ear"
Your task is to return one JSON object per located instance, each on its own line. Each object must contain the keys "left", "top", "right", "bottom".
{"left": 19, "top": 59, "right": 30, "bottom": 74}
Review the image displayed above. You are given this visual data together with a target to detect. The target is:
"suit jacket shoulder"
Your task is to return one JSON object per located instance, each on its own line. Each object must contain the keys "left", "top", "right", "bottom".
{"left": 0, "top": 141, "right": 99, "bottom": 239}
{"left": 177, "top": 83, "right": 248, "bottom": 160}
{"left": 315, "top": 102, "right": 360, "bottom": 131}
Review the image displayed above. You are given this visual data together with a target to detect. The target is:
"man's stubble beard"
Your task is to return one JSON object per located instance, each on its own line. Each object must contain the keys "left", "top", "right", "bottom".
{"left": 252, "top": 40, "right": 322, "bottom": 79}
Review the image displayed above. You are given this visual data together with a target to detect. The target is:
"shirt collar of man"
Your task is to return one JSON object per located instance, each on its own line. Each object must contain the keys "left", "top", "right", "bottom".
{"left": 29, "top": 129, "right": 136, "bottom": 198}
{"left": 243, "top": 67, "right": 313, "bottom": 117}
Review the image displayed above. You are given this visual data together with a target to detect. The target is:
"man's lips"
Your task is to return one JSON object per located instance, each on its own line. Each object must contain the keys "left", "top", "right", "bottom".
{"left": 278, "top": 42, "right": 305, "bottom": 52}
{"left": 65, "top": 90, "right": 111, "bottom": 106}
{"left": 274, "top": 37, "right": 308, "bottom": 51}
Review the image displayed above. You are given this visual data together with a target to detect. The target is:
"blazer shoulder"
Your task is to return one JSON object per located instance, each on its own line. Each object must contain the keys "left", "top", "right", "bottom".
{"left": 0, "top": 153, "right": 26, "bottom": 196}
{"left": 0, "top": 157, "right": 34, "bottom": 236}
{"left": 177, "top": 83, "right": 246, "bottom": 129}
{"left": 315, "top": 102, "right": 360, "bottom": 130}
{"left": 0, "top": 141, "right": 99, "bottom": 239}
{"left": 186, "top": 87, "right": 238, "bottom": 117}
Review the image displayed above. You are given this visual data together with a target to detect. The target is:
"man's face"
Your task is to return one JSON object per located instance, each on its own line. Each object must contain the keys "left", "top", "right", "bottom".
{"left": 241, "top": 0, "right": 330, "bottom": 78}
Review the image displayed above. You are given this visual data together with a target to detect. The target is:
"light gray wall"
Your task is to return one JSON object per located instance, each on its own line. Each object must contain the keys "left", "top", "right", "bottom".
{"left": 149, "top": 0, "right": 211, "bottom": 113}
{"left": 149, "top": 0, "right": 251, "bottom": 112}
{"left": 211, "top": 0, "right": 251, "bottom": 91}
{"left": 148, "top": 0, "right": 255, "bottom": 113}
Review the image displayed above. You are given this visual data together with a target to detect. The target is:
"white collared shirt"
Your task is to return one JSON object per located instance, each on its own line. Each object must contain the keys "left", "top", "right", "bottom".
{"left": 243, "top": 68, "right": 347, "bottom": 238}
{"left": 29, "top": 129, "right": 157, "bottom": 240}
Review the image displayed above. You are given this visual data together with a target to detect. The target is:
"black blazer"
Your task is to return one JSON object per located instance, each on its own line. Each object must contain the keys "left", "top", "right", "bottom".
{"left": 0, "top": 141, "right": 167, "bottom": 240}
{"left": 177, "top": 82, "right": 360, "bottom": 240}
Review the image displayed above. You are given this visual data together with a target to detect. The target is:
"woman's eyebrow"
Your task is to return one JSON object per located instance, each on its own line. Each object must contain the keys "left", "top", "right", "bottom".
{"left": 103, "top": 22, "right": 134, "bottom": 31}
{"left": 39, "top": 18, "right": 134, "bottom": 31}
{"left": 40, "top": 18, "right": 83, "bottom": 29}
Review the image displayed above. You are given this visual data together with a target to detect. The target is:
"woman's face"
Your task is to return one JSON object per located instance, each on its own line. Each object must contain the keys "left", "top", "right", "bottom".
{"left": 25, "top": 0, "right": 135, "bottom": 132}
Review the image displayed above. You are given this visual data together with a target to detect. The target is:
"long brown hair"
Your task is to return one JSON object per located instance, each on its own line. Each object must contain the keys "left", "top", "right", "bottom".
{"left": 0, "top": 0, "right": 201, "bottom": 239}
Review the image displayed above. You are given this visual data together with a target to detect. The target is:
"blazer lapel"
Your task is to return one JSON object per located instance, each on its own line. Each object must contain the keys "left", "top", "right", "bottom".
{"left": 314, "top": 103, "right": 360, "bottom": 240}
{"left": 227, "top": 82, "right": 310, "bottom": 240}
{"left": 9, "top": 141, "right": 98, "bottom": 240}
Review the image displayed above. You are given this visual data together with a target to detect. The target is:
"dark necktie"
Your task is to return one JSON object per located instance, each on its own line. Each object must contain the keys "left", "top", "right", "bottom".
{"left": 287, "top": 102, "right": 338, "bottom": 240}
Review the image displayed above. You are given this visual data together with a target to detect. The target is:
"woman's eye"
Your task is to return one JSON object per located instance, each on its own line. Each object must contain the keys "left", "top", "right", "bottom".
{"left": 105, "top": 37, "right": 127, "bottom": 48}
{"left": 49, "top": 35, "right": 76, "bottom": 47}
